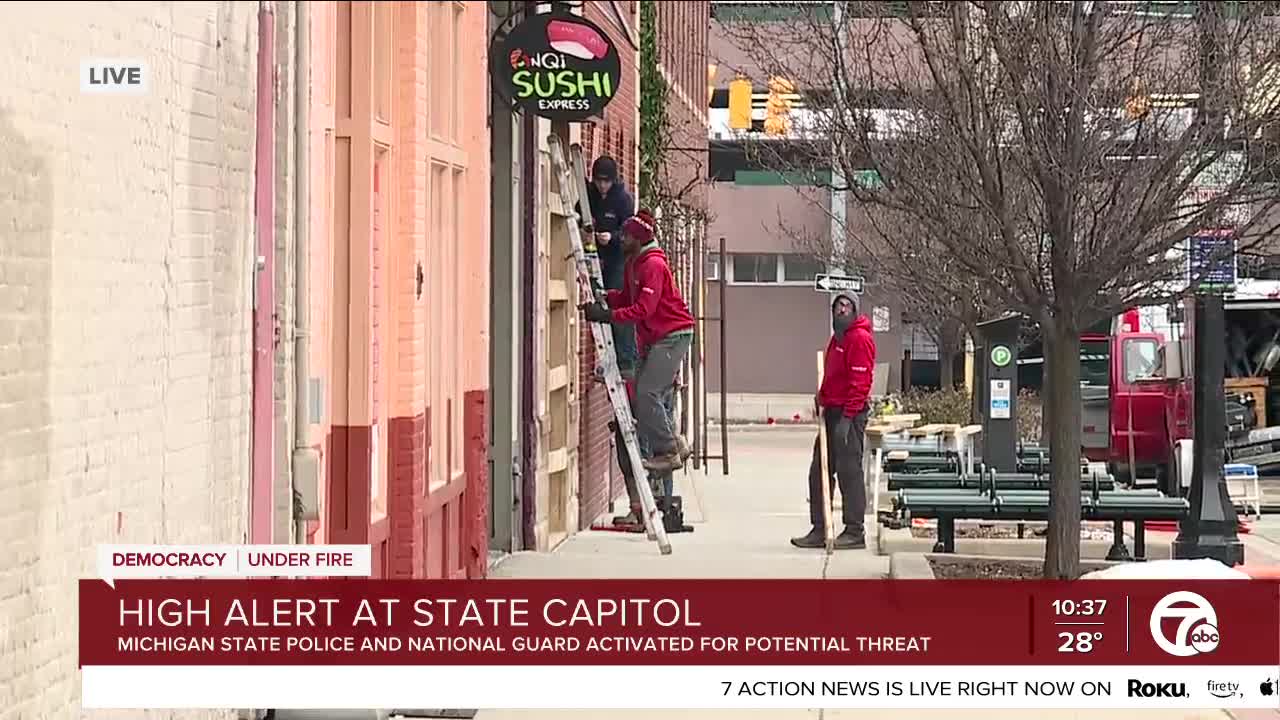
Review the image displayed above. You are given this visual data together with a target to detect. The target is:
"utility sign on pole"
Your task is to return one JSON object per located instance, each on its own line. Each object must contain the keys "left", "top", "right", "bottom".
{"left": 813, "top": 273, "right": 864, "bottom": 293}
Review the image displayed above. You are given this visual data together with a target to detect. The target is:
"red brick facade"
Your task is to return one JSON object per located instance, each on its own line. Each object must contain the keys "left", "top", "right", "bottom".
{"left": 657, "top": 1, "right": 710, "bottom": 215}
{"left": 578, "top": 1, "right": 640, "bottom": 528}
{"left": 577, "top": 1, "right": 709, "bottom": 527}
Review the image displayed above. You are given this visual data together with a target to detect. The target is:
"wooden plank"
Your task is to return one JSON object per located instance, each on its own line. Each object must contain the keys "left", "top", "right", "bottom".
{"left": 548, "top": 448, "right": 568, "bottom": 474}
{"left": 909, "top": 424, "right": 948, "bottom": 437}
{"left": 549, "top": 364, "right": 569, "bottom": 392}
{"left": 876, "top": 413, "right": 922, "bottom": 425}
{"left": 954, "top": 424, "right": 984, "bottom": 437}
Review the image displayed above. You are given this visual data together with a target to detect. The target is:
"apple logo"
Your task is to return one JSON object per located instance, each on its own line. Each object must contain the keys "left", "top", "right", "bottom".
{"left": 1261, "top": 679, "right": 1275, "bottom": 696}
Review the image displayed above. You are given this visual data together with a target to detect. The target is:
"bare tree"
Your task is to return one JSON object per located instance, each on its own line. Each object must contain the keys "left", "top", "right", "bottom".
{"left": 721, "top": 0, "right": 1280, "bottom": 578}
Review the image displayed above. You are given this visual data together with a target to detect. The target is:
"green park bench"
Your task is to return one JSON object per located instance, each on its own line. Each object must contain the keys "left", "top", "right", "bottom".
{"left": 886, "top": 469, "right": 1116, "bottom": 492}
{"left": 892, "top": 469, "right": 1188, "bottom": 560}
{"left": 883, "top": 446, "right": 1054, "bottom": 476}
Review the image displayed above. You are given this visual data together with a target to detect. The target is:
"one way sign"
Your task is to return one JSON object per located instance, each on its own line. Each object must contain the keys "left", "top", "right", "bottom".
{"left": 813, "top": 273, "right": 864, "bottom": 293}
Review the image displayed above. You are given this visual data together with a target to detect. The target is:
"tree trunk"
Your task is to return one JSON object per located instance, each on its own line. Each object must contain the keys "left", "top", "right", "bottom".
{"left": 965, "top": 323, "right": 981, "bottom": 423}
{"left": 1043, "top": 319, "right": 1082, "bottom": 580}
{"left": 939, "top": 318, "right": 962, "bottom": 390}
{"left": 940, "top": 348, "right": 956, "bottom": 391}
{"left": 1039, "top": 348, "right": 1051, "bottom": 446}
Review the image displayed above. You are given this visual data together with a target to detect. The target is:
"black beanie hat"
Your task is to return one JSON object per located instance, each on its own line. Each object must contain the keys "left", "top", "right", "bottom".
{"left": 592, "top": 156, "right": 618, "bottom": 182}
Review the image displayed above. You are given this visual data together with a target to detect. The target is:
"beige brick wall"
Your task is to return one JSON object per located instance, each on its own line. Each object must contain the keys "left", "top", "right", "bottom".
{"left": 271, "top": 0, "right": 299, "bottom": 546}
{"left": 0, "top": 2, "right": 271, "bottom": 717}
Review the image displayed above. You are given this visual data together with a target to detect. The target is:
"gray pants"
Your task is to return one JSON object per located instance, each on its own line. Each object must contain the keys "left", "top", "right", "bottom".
{"left": 808, "top": 407, "right": 869, "bottom": 532}
{"left": 635, "top": 332, "right": 692, "bottom": 457}
{"left": 620, "top": 384, "right": 675, "bottom": 508}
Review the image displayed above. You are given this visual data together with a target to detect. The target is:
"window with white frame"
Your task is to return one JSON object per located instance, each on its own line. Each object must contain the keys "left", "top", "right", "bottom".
{"left": 783, "top": 254, "right": 825, "bottom": 282}
{"left": 731, "top": 253, "right": 777, "bottom": 283}
{"left": 705, "top": 255, "right": 720, "bottom": 280}
{"left": 728, "top": 253, "right": 827, "bottom": 285}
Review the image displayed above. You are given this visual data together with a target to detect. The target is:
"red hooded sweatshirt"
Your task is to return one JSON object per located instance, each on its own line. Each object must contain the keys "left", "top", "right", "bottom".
{"left": 605, "top": 242, "right": 695, "bottom": 351}
{"left": 818, "top": 315, "right": 877, "bottom": 417}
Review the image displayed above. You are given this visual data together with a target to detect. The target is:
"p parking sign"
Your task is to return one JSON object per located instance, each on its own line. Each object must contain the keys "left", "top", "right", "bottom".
{"left": 990, "top": 345, "right": 1012, "bottom": 368}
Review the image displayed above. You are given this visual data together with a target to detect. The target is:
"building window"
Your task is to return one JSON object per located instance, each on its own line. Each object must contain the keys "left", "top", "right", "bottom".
{"left": 731, "top": 253, "right": 778, "bottom": 283}
{"left": 782, "top": 254, "right": 825, "bottom": 283}
{"left": 728, "top": 253, "right": 828, "bottom": 285}
{"left": 705, "top": 255, "right": 720, "bottom": 281}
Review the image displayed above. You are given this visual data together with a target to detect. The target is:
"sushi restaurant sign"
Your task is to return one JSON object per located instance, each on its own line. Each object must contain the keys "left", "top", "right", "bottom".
{"left": 491, "top": 10, "right": 622, "bottom": 121}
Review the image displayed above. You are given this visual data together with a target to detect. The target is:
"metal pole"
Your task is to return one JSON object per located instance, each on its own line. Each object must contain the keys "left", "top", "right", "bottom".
{"left": 1172, "top": 293, "right": 1244, "bottom": 565}
{"left": 691, "top": 225, "right": 703, "bottom": 470}
{"left": 701, "top": 242, "right": 710, "bottom": 472}
{"left": 518, "top": 4, "right": 538, "bottom": 548}
{"left": 719, "top": 235, "right": 729, "bottom": 475}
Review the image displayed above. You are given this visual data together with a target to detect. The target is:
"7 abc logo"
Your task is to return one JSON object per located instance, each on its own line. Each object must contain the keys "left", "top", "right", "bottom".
{"left": 1149, "top": 591, "right": 1220, "bottom": 657}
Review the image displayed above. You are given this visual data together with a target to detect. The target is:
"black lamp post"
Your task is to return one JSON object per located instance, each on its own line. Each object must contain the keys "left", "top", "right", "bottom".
{"left": 1172, "top": 292, "right": 1244, "bottom": 566}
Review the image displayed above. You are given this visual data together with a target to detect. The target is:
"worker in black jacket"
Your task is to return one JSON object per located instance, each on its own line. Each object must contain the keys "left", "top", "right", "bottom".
{"left": 582, "top": 156, "right": 637, "bottom": 377}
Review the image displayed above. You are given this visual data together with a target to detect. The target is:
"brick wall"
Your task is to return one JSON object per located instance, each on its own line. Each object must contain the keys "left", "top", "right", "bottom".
{"left": 575, "top": 1, "right": 709, "bottom": 526}
{"left": 578, "top": 0, "right": 641, "bottom": 527}
{"left": 0, "top": 2, "right": 264, "bottom": 717}
{"left": 272, "top": 1, "right": 300, "bottom": 546}
{"left": 658, "top": 1, "right": 710, "bottom": 215}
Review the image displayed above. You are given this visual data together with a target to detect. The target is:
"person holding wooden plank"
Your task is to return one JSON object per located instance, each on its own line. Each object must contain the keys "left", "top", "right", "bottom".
{"left": 792, "top": 293, "right": 876, "bottom": 550}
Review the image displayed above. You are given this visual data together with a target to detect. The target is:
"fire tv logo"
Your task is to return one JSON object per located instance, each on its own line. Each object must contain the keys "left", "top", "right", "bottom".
{"left": 1149, "top": 591, "right": 1220, "bottom": 657}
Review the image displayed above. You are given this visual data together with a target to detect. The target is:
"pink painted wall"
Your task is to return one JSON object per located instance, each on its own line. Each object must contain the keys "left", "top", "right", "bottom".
{"left": 307, "top": 1, "right": 338, "bottom": 544}
{"left": 304, "top": 1, "right": 489, "bottom": 578}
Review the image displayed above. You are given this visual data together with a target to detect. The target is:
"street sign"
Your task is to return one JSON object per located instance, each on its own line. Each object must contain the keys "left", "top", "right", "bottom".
{"left": 990, "top": 345, "right": 1012, "bottom": 368}
{"left": 814, "top": 273, "right": 864, "bottom": 293}
{"left": 1189, "top": 229, "right": 1236, "bottom": 293}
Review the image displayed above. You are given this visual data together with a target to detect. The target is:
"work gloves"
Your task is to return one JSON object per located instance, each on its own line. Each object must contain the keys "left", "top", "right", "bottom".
{"left": 580, "top": 300, "right": 612, "bottom": 324}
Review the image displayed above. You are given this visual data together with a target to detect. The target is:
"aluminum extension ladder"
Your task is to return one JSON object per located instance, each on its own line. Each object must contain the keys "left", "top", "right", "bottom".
{"left": 547, "top": 133, "right": 672, "bottom": 555}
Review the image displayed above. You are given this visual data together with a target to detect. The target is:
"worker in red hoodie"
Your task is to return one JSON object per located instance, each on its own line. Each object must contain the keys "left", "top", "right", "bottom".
{"left": 792, "top": 293, "right": 876, "bottom": 550}
{"left": 581, "top": 209, "right": 694, "bottom": 473}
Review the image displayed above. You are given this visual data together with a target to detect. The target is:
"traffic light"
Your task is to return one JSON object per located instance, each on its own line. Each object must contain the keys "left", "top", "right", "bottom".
{"left": 728, "top": 78, "right": 752, "bottom": 130}
{"left": 764, "top": 76, "right": 794, "bottom": 135}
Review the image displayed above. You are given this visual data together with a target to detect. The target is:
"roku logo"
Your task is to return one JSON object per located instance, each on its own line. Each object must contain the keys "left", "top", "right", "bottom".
{"left": 81, "top": 59, "right": 149, "bottom": 95}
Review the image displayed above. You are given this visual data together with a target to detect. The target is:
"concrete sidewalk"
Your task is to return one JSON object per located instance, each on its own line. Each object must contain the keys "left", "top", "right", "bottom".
{"left": 476, "top": 707, "right": 1254, "bottom": 712}
{"left": 490, "top": 427, "right": 888, "bottom": 580}
{"left": 481, "top": 428, "right": 1279, "bottom": 720}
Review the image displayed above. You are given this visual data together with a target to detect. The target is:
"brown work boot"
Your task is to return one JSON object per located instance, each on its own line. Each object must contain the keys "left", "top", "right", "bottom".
{"left": 642, "top": 451, "right": 684, "bottom": 473}
{"left": 675, "top": 435, "right": 693, "bottom": 462}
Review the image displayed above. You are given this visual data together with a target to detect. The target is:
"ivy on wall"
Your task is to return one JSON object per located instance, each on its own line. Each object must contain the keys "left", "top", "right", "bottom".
{"left": 637, "top": 0, "right": 668, "bottom": 211}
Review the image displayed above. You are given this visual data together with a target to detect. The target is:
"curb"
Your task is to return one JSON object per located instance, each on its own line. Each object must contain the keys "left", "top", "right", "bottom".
{"left": 888, "top": 552, "right": 935, "bottom": 579}
{"left": 712, "top": 422, "right": 818, "bottom": 431}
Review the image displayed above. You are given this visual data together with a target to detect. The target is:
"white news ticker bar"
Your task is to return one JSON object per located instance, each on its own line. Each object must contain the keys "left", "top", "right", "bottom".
{"left": 82, "top": 665, "right": 1280, "bottom": 710}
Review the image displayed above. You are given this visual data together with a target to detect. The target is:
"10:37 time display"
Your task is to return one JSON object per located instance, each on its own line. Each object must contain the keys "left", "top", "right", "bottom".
{"left": 1052, "top": 599, "right": 1107, "bottom": 616}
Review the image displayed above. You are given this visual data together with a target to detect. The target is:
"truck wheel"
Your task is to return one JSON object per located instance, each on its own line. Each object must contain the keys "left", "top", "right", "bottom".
{"left": 1155, "top": 462, "right": 1171, "bottom": 495}
{"left": 1109, "top": 462, "right": 1132, "bottom": 486}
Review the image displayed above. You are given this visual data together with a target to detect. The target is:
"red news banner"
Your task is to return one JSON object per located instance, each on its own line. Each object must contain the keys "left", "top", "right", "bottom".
{"left": 79, "top": 579, "right": 1279, "bottom": 666}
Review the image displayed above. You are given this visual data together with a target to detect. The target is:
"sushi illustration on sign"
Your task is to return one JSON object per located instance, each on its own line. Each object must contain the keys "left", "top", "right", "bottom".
{"left": 491, "top": 11, "right": 622, "bottom": 121}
